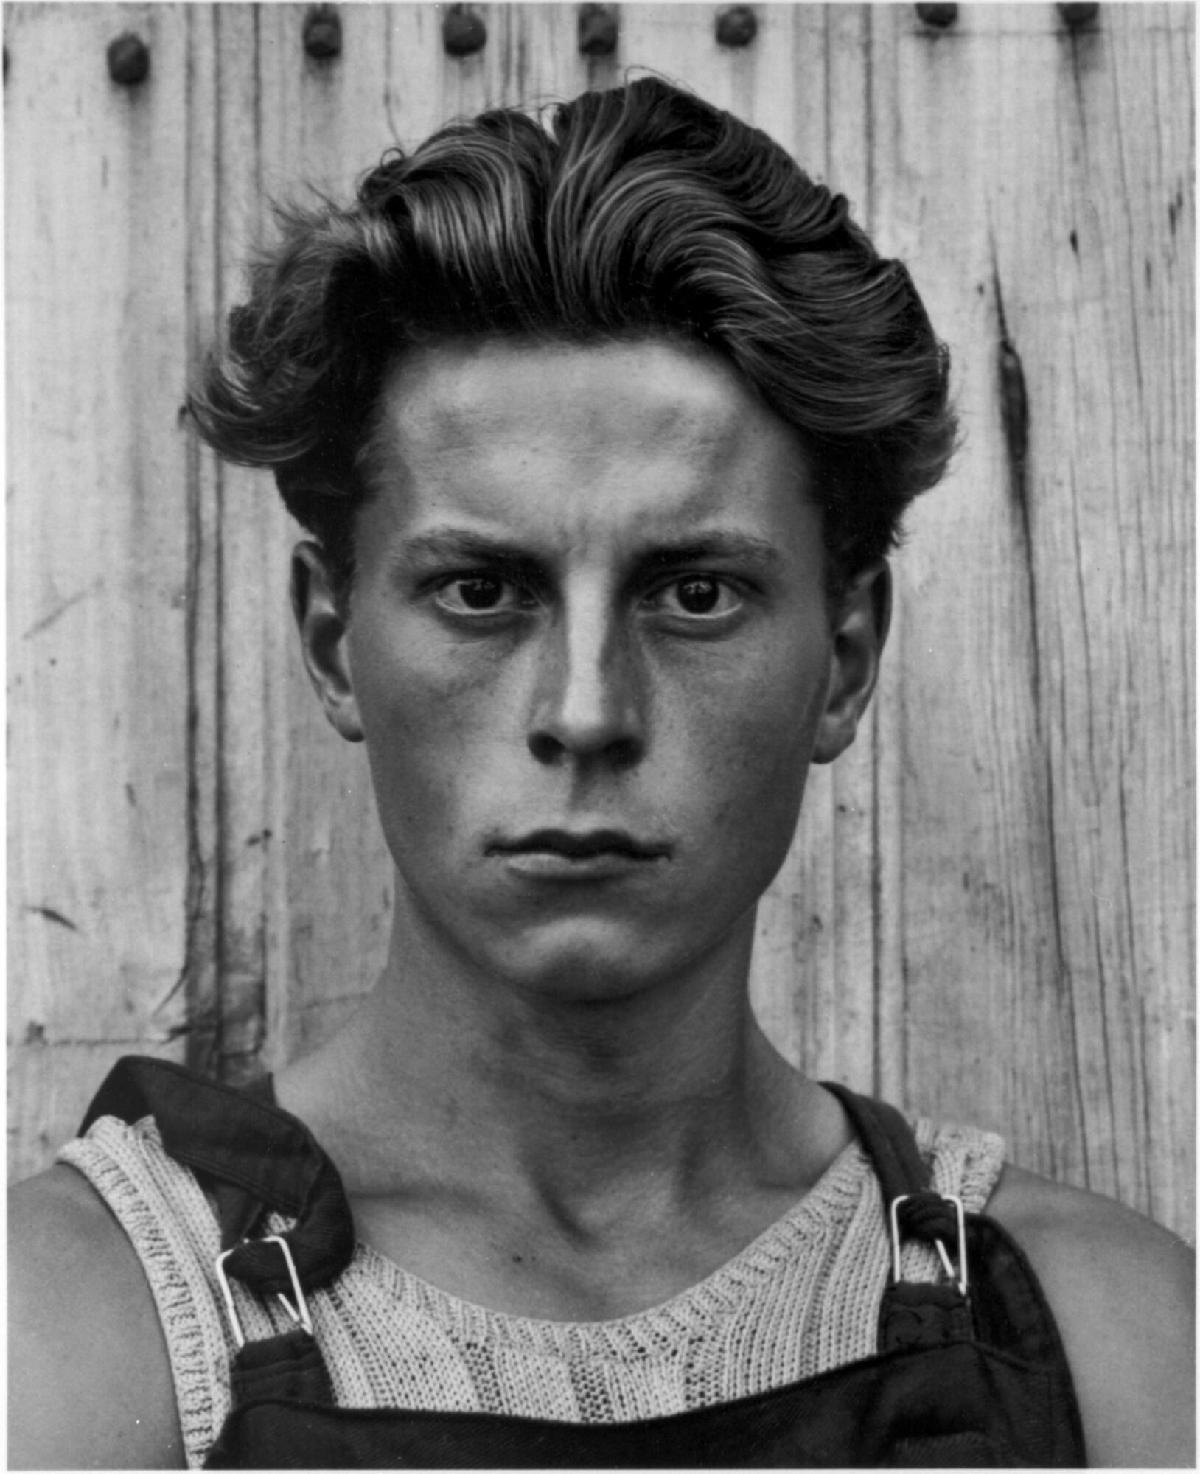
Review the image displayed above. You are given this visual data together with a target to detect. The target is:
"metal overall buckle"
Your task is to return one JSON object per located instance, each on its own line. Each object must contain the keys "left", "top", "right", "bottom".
{"left": 214, "top": 1233, "right": 313, "bottom": 1348}
{"left": 889, "top": 1192, "right": 969, "bottom": 1297}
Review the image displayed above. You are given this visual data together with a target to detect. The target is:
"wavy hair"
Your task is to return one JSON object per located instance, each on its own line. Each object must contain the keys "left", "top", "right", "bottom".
{"left": 190, "top": 78, "right": 956, "bottom": 592}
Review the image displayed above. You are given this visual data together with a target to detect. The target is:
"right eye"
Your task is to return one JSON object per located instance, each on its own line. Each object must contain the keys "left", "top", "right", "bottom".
{"left": 433, "top": 575, "right": 535, "bottom": 616}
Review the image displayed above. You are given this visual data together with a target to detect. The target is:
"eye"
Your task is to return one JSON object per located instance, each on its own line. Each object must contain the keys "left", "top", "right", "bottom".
{"left": 433, "top": 574, "right": 535, "bottom": 616}
{"left": 650, "top": 575, "right": 743, "bottom": 619}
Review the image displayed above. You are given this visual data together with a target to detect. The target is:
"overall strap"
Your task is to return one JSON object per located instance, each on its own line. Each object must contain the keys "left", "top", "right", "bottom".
{"left": 821, "top": 1082, "right": 973, "bottom": 1353}
{"left": 80, "top": 1054, "right": 355, "bottom": 1297}
{"left": 820, "top": 1082, "right": 929, "bottom": 1202}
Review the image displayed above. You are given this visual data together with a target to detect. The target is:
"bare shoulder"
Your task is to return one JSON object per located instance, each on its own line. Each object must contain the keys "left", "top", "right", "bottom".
{"left": 987, "top": 1163, "right": 1195, "bottom": 1468}
{"left": 8, "top": 1163, "right": 184, "bottom": 1470}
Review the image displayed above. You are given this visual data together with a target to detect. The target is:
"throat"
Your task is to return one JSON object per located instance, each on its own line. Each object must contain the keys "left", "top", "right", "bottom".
{"left": 272, "top": 975, "right": 856, "bottom": 1322}
{"left": 348, "top": 1167, "right": 823, "bottom": 1325}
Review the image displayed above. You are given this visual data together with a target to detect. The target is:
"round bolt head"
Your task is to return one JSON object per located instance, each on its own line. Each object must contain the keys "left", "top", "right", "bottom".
{"left": 304, "top": 7, "right": 342, "bottom": 59}
{"left": 1058, "top": 2, "right": 1099, "bottom": 23}
{"left": 915, "top": 3, "right": 958, "bottom": 27}
{"left": 715, "top": 5, "right": 758, "bottom": 48}
{"left": 578, "top": 4, "right": 618, "bottom": 56}
{"left": 443, "top": 5, "right": 487, "bottom": 56}
{"left": 107, "top": 31, "right": 150, "bottom": 86}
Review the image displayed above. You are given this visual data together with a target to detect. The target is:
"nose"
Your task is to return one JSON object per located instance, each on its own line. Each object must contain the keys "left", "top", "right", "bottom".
{"left": 527, "top": 589, "right": 646, "bottom": 768}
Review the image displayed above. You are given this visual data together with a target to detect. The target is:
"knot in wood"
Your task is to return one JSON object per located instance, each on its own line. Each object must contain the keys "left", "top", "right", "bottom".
{"left": 715, "top": 6, "right": 758, "bottom": 48}
{"left": 578, "top": 4, "right": 619, "bottom": 57}
{"left": 303, "top": 7, "right": 342, "bottom": 60}
{"left": 107, "top": 32, "right": 150, "bottom": 87}
{"left": 915, "top": 4, "right": 958, "bottom": 28}
{"left": 1058, "top": 2, "right": 1100, "bottom": 25}
{"left": 443, "top": 5, "right": 487, "bottom": 58}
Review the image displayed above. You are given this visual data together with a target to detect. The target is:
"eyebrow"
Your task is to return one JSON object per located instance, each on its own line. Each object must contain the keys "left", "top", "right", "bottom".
{"left": 640, "top": 535, "right": 783, "bottom": 573}
{"left": 400, "top": 530, "right": 538, "bottom": 565}
{"left": 399, "top": 528, "right": 784, "bottom": 574}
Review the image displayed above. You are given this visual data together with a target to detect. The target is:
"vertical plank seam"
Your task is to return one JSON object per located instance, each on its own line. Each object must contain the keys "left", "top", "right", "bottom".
{"left": 210, "top": 2, "right": 230, "bottom": 1081}
{"left": 991, "top": 234, "right": 1092, "bottom": 1182}
{"left": 166, "top": 5, "right": 213, "bottom": 1056}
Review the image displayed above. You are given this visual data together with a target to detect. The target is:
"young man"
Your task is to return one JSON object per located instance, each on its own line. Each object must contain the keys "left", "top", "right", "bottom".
{"left": 10, "top": 79, "right": 1193, "bottom": 1468}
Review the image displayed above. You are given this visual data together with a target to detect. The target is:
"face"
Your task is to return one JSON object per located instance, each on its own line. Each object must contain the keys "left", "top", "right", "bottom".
{"left": 296, "top": 338, "right": 886, "bottom": 1002}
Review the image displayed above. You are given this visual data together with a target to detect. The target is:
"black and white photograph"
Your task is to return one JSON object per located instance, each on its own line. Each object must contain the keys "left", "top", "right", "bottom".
{"left": 7, "top": 3, "right": 1194, "bottom": 1466}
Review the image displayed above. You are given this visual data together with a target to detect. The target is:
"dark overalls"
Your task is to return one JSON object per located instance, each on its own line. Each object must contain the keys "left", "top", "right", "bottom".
{"left": 80, "top": 1057, "right": 1086, "bottom": 1467}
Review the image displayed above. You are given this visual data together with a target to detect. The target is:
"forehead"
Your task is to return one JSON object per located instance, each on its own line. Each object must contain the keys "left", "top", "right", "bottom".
{"left": 363, "top": 337, "right": 813, "bottom": 544}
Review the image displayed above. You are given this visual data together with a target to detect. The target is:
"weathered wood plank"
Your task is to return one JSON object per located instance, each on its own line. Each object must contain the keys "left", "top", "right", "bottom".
{"left": 747, "top": 5, "right": 886, "bottom": 1098}
{"left": 7, "top": 4, "right": 1192, "bottom": 1241}
{"left": 6, "top": 2, "right": 194, "bottom": 1174}
{"left": 870, "top": 2, "right": 1193, "bottom": 1230}
{"left": 252, "top": 4, "right": 416, "bottom": 1065}
{"left": 196, "top": 5, "right": 283, "bottom": 1083}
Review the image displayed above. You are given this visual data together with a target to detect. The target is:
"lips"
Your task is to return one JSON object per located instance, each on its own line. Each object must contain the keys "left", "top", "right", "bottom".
{"left": 488, "top": 829, "right": 670, "bottom": 882}
{"left": 494, "top": 828, "right": 669, "bottom": 862}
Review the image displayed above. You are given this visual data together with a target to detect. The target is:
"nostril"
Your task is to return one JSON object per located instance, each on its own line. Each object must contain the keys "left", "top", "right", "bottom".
{"left": 605, "top": 736, "right": 642, "bottom": 771}
{"left": 527, "top": 731, "right": 563, "bottom": 766}
{"left": 526, "top": 728, "right": 642, "bottom": 769}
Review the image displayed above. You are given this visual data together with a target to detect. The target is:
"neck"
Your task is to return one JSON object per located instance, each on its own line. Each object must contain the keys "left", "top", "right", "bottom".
{"left": 277, "top": 880, "right": 841, "bottom": 1220}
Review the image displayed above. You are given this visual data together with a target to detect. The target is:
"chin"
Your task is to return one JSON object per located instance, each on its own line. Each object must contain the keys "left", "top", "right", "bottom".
{"left": 474, "top": 922, "right": 671, "bottom": 1004}
{"left": 479, "top": 913, "right": 735, "bottom": 1006}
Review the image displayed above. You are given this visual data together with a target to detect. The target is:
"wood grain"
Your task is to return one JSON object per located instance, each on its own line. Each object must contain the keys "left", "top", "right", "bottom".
{"left": 7, "top": 3, "right": 1193, "bottom": 1237}
{"left": 7, "top": 3, "right": 194, "bottom": 1176}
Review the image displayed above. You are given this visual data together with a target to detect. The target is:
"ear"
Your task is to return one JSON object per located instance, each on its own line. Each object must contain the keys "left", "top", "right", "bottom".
{"left": 291, "top": 541, "right": 364, "bottom": 743}
{"left": 812, "top": 560, "right": 891, "bottom": 765}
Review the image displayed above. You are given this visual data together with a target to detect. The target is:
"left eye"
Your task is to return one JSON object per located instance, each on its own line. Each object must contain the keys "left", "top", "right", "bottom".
{"left": 434, "top": 576, "right": 533, "bottom": 615}
{"left": 651, "top": 576, "right": 741, "bottom": 618}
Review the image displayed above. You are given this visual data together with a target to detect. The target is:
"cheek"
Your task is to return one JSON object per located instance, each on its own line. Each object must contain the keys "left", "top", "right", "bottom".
{"left": 670, "top": 630, "right": 831, "bottom": 784}
{"left": 350, "top": 617, "right": 499, "bottom": 734}
{"left": 348, "top": 625, "right": 524, "bottom": 825}
{"left": 705, "top": 699, "right": 814, "bottom": 829}
{"left": 652, "top": 683, "right": 815, "bottom": 919}
{"left": 693, "top": 642, "right": 831, "bottom": 860}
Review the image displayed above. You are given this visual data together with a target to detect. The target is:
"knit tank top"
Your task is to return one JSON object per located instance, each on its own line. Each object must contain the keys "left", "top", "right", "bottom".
{"left": 61, "top": 1112, "right": 1003, "bottom": 1470}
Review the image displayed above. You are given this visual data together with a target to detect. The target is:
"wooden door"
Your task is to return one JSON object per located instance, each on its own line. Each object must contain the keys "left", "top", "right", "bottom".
{"left": 7, "top": 3, "right": 1193, "bottom": 1237}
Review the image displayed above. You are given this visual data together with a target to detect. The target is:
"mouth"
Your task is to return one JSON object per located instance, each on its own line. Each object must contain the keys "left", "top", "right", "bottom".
{"left": 489, "top": 828, "right": 670, "bottom": 878}
{"left": 494, "top": 829, "right": 670, "bottom": 861}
